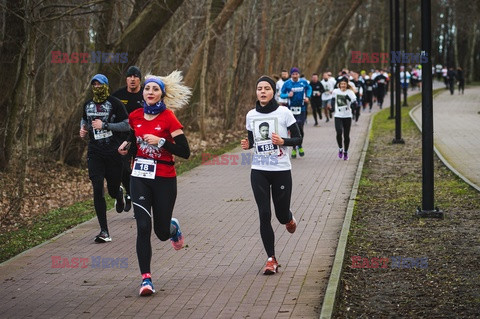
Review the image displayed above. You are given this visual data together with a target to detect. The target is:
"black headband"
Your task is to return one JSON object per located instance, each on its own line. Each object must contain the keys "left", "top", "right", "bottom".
{"left": 256, "top": 76, "right": 276, "bottom": 94}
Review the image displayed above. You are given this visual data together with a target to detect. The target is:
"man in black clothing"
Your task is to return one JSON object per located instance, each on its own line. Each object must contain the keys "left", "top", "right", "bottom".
{"left": 113, "top": 66, "right": 144, "bottom": 212}
{"left": 309, "top": 73, "right": 325, "bottom": 126}
{"left": 446, "top": 67, "right": 456, "bottom": 95}
{"left": 363, "top": 75, "right": 374, "bottom": 112}
{"left": 374, "top": 70, "right": 388, "bottom": 109}
{"left": 80, "top": 74, "right": 130, "bottom": 243}
{"left": 351, "top": 73, "right": 363, "bottom": 123}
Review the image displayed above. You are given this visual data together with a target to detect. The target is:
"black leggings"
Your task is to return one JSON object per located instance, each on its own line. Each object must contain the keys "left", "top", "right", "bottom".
{"left": 377, "top": 90, "right": 385, "bottom": 106}
{"left": 131, "top": 175, "right": 177, "bottom": 274}
{"left": 251, "top": 169, "right": 293, "bottom": 257}
{"left": 335, "top": 117, "right": 352, "bottom": 152}
{"left": 121, "top": 154, "right": 132, "bottom": 197}
{"left": 87, "top": 149, "right": 123, "bottom": 233}
{"left": 458, "top": 80, "right": 464, "bottom": 94}
{"left": 311, "top": 101, "right": 323, "bottom": 123}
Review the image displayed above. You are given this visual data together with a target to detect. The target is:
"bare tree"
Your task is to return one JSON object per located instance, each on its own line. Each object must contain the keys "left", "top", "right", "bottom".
{"left": 310, "top": 0, "right": 363, "bottom": 73}
{"left": 49, "top": 0, "right": 185, "bottom": 166}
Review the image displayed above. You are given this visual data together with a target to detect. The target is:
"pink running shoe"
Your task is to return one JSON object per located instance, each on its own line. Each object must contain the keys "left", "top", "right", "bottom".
{"left": 170, "top": 218, "right": 184, "bottom": 250}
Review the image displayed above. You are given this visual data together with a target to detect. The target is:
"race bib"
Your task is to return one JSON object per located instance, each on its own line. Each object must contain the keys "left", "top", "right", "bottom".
{"left": 367, "top": 86, "right": 373, "bottom": 91}
{"left": 290, "top": 106, "right": 302, "bottom": 115}
{"left": 313, "top": 90, "right": 320, "bottom": 96}
{"left": 131, "top": 158, "right": 156, "bottom": 179}
{"left": 93, "top": 129, "right": 113, "bottom": 140}
{"left": 255, "top": 140, "right": 279, "bottom": 156}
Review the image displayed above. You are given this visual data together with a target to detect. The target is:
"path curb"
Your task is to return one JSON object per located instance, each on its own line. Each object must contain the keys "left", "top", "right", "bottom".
{"left": 319, "top": 112, "right": 375, "bottom": 319}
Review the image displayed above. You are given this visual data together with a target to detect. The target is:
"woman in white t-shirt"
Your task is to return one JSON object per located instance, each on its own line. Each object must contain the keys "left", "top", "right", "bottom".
{"left": 331, "top": 77, "right": 357, "bottom": 161}
{"left": 241, "top": 76, "right": 303, "bottom": 275}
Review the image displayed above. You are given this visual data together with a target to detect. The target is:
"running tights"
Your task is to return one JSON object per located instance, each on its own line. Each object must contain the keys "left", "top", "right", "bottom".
{"left": 335, "top": 117, "right": 352, "bottom": 152}
{"left": 131, "top": 175, "right": 178, "bottom": 274}
{"left": 251, "top": 169, "right": 293, "bottom": 257}
{"left": 87, "top": 150, "right": 123, "bottom": 233}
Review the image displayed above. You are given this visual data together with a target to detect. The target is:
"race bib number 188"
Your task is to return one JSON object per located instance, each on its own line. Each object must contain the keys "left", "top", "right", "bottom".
{"left": 256, "top": 140, "right": 279, "bottom": 156}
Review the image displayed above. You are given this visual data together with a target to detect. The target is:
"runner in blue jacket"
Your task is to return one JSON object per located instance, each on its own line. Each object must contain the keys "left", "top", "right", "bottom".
{"left": 280, "top": 67, "right": 312, "bottom": 158}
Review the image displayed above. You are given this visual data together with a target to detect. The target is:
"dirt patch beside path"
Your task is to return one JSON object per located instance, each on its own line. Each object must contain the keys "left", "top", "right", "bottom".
{"left": 333, "top": 109, "right": 480, "bottom": 318}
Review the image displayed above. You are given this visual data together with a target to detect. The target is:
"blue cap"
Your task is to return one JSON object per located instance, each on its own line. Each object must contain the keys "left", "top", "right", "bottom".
{"left": 290, "top": 67, "right": 300, "bottom": 74}
{"left": 90, "top": 74, "right": 108, "bottom": 85}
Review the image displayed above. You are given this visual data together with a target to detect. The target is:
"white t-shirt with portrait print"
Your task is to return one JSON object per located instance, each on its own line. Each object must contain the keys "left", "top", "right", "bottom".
{"left": 332, "top": 88, "right": 357, "bottom": 118}
{"left": 246, "top": 105, "right": 297, "bottom": 171}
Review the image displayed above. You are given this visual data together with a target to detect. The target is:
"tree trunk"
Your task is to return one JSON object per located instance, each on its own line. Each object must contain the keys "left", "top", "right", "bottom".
{"left": 257, "top": 0, "right": 267, "bottom": 75}
{"left": 100, "top": 0, "right": 185, "bottom": 89}
{"left": 311, "top": 0, "right": 363, "bottom": 72}
{"left": 224, "top": 12, "right": 249, "bottom": 129}
{"left": 179, "top": 0, "right": 244, "bottom": 127}
{"left": 298, "top": 12, "right": 309, "bottom": 71}
{"left": 199, "top": 0, "right": 213, "bottom": 140}
{"left": 0, "top": 0, "right": 26, "bottom": 172}
{"left": 183, "top": 0, "right": 245, "bottom": 88}
{"left": 127, "top": 0, "right": 150, "bottom": 25}
{"left": 14, "top": 3, "right": 37, "bottom": 218}
{"left": 467, "top": 22, "right": 477, "bottom": 83}
{"left": 224, "top": 16, "right": 240, "bottom": 129}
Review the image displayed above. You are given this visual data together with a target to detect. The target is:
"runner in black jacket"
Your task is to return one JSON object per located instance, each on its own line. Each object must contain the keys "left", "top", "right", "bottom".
{"left": 79, "top": 74, "right": 130, "bottom": 243}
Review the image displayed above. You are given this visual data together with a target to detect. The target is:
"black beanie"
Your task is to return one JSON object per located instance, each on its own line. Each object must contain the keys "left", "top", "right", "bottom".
{"left": 256, "top": 75, "right": 276, "bottom": 94}
{"left": 126, "top": 66, "right": 141, "bottom": 78}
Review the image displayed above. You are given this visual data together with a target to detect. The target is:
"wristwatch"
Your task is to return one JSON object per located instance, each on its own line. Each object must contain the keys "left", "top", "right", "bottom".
{"left": 157, "top": 138, "right": 166, "bottom": 148}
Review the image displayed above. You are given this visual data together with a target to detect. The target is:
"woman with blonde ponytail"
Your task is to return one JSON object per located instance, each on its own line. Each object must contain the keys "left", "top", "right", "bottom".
{"left": 118, "top": 70, "right": 191, "bottom": 296}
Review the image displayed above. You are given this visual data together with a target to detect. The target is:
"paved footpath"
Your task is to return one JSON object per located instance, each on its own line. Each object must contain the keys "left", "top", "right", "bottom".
{"left": 0, "top": 99, "right": 379, "bottom": 318}
{"left": 411, "top": 86, "right": 480, "bottom": 191}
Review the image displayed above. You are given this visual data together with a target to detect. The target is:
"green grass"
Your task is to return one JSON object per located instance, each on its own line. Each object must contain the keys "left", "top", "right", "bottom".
{"left": 0, "top": 199, "right": 112, "bottom": 263}
{"left": 334, "top": 86, "right": 480, "bottom": 317}
{"left": 0, "top": 140, "right": 241, "bottom": 264}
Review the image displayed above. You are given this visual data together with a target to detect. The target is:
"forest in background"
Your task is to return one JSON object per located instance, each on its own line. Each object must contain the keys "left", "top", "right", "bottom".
{"left": 1, "top": 0, "right": 479, "bottom": 218}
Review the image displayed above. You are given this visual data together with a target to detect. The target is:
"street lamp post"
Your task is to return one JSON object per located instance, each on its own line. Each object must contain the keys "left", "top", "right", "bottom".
{"left": 393, "top": 0, "right": 404, "bottom": 144}
{"left": 417, "top": 0, "right": 443, "bottom": 218}
{"left": 403, "top": 0, "right": 408, "bottom": 106}
{"left": 389, "top": 0, "right": 395, "bottom": 119}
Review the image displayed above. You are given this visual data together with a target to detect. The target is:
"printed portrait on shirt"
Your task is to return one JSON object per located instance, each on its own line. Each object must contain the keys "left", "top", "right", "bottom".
{"left": 336, "top": 94, "right": 348, "bottom": 107}
{"left": 253, "top": 118, "right": 277, "bottom": 141}
{"left": 252, "top": 118, "right": 280, "bottom": 156}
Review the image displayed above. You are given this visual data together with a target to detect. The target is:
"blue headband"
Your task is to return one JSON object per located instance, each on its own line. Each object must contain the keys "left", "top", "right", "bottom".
{"left": 144, "top": 78, "right": 165, "bottom": 94}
